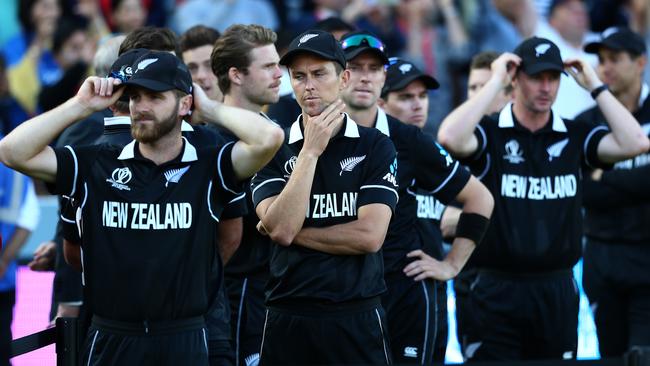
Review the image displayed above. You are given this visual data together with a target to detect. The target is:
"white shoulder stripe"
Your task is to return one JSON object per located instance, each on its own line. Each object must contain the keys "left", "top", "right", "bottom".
{"left": 217, "top": 141, "right": 238, "bottom": 194}
{"left": 360, "top": 185, "right": 399, "bottom": 202}
{"left": 583, "top": 126, "right": 609, "bottom": 168}
{"left": 207, "top": 180, "right": 220, "bottom": 222}
{"left": 228, "top": 192, "right": 246, "bottom": 204}
{"left": 251, "top": 178, "right": 286, "bottom": 202}
{"left": 430, "top": 161, "right": 460, "bottom": 194}
{"left": 64, "top": 145, "right": 78, "bottom": 196}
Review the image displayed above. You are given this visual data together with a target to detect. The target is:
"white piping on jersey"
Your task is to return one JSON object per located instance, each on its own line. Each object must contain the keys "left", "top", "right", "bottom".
{"left": 229, "top": 192, "right": 246, "bottom": 204}
{"left": 251, "top": 178, "right": 286, "bottom": 202}
{"left": 374, "top": 308, "right": 390, "bottom": 364}
{"left": 583, "top": 126, "right": 609, "bottom": 168}
{"left": 60, "top": 215, "right": 75, "bottom": 223}
{"left": 202, "top": 328, "right": 208, "bottom": 354}
{"left": 217, "top": 142, "right": 238, "bottom": 194}
{"left": 81, "top": 183, "right": 88, "bottom": 210}
{"left": 421, "top": 281, "right": 432, "bottom": 365}
{"left": 65, "top": 145, "right": 79, "bottom": 196}
{"left": 428, "top": 161, "right": 460, "bottom": 194}
{"left": 360, "top": 185, "right": 399, "bottom": 202}
{"left": 86, "top": 330, "right": 99, "bottom": 366}
{"left": 476, "top": 124, "right": 488, "bottom": 158}
{"left": 207, "top": 180, "right": 220, "bottom": 222}
{"left": 259, "top": 310, "right": 269, "bottom": 360}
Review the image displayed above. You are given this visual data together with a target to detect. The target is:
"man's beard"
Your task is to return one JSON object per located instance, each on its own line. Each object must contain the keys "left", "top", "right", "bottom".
{"left": 131, "top": 102, "right": 179, "bottom": 144}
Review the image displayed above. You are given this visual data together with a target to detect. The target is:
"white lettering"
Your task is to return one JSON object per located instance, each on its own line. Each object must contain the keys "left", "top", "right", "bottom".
{"left": 101, "top": 201, "right": 193, "bottom": 230}
{"left": 309, "top": 193, "right": 358, "bottom": 219}
{"left": 501, "top": 174, "right": 577, "bottom": 200}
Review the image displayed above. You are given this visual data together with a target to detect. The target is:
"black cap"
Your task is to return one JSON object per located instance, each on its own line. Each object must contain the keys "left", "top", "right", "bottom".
{"left": 108, "top": 48, "right": 148, "bottom": 81}
{"left": 279, "top": 30, "right": 347, "bottom": 69}
{"left": 340, "top": 30, "right": 389, "bottom": 65}
{"left": 514, "top": 37, "right": 566, "bottom": 75}
{"left": 123, "top": 51, "right": 193, "bottom": 94}
{"left": 584, "top": 27, "right": 647, "bottom": 56}
{"left": 382, "top": 58, "right": 439, "bottom": 97}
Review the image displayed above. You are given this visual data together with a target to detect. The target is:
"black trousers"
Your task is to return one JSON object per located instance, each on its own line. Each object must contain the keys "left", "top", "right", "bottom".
{"left": 433, "top": 281, "right": 448, "bottom": 363}
{"left": 383, "top": 273, "right": 439, "bottom": 364}
{"left": 464, "top": 269, "right": 579, "bottom": 361}
{"left": 0, "top": 290, "right": 14, "bottom": 366}
{"left": 583, "top": 238, "right": 650, "bottom": 357}
{"left": 82, "top": 316, "right": 209, "bottom": 366}
{"left": 259, "top": 299, "right": 391, "bottom": 365}
{"left": 206, "top": 281, "right": 235, "bottom": 366}
{"left": 225, "top": 277, "right": 266, "bottom": 366}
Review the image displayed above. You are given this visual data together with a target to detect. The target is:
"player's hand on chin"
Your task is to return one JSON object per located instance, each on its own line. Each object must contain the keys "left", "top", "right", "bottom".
{"left": 403, "top": 249, "right": 457, "bottom": 281}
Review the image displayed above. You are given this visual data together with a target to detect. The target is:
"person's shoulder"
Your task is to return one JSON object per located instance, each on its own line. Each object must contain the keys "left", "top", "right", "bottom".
{"left": 573, "top": 106, "right": 601, "bottom": 125}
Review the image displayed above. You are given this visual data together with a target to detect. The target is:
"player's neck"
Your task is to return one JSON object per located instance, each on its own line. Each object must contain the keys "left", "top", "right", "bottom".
{"left": 223, "top": 93, "right": 263, "bottom": 113}
{"left": 138, "top": 128, "right": 183, "bottom": 165}
{"left": 345, "top": 105, "right": 378, "bottom": 128}
{"left": 512, "top": 102, "right": 551, "bottom": 133}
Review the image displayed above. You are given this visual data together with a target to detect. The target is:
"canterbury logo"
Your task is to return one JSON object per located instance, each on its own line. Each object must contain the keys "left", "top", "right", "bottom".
{"left": 547, "top": 138, "right": 569, "bottom": 161}
{"left": 340, "top": 155, "right": 366, "bottom": 176}
{"left": 164, "top": 166, "right": 190, "bottom": 187}
{"left": 136, "top": 58, "right": 158, "bottom": 71}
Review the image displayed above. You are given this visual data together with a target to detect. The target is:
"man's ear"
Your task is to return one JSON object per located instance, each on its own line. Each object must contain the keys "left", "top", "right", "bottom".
{"left": 339, "top": 69, "right": 351, "bottom": 91}
{"left": 179, "top": 94, "right": 193, "bottom": 116}
{"left": 228, "top": 67, "right": 243, "bottom": 87}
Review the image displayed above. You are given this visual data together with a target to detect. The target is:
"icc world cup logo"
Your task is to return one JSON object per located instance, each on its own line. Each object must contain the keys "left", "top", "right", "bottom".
{"left": 112, "top": 167, "right": 132, "bottom": 184}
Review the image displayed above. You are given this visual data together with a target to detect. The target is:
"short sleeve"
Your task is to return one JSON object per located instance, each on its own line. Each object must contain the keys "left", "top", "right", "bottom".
{"left": 357, "top": 135, "right": 399, "bottom": 211}
{"left": 580, "top": 122, "right": 612, "bottom": 170}
{"left": 51, "top": 145, "right": 98, "bottom": 197}
{"left": 411, "top": 130, "right": 471, "bottom": 204}
{"left": 220, "top": 192, "right": 248, "bottom": 220}
{"left": 60, "top": 196, "right": 81, "bottom": 243}
{"left": 214, "top": 141, "right": 243, "bottom": 197}
{"left": 250, "top": 147, "right": 290, "bottom": 208}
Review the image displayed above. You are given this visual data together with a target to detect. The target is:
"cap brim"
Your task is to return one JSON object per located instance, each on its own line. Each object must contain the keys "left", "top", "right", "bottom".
{"left": 521, "top": 62, "right": 567, "bottom": 76}
{"left": 124, "top": 79, "right": 175, "bottom": 92}
{"left": 584, "top": 40, "right": 629, "bottom": 54}
{"left": 386, "top": 74, "right": 440, "bottom": 94}
{"left": 280, "top": 48, "right": 345, "bottom": 69}
{"left": 343, "top": 47, "right": 389, "bottom": 65}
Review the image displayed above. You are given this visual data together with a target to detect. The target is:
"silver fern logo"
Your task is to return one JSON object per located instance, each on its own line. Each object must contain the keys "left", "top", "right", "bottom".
{"left": 340, "top": 155, "right": 366, "bottom": 176}
{"left": 546, "top": 138, "right": 569, "bottom": 161}
{"left": 164, "top": 166, "right": 190, "bottom": 187}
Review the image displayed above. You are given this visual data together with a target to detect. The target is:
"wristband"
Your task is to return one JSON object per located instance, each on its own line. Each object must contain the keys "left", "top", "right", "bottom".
{"left": 455, "top": 212, "right": 490, "bottom": 245}
{"left": 590, "top": 84, "right": 608, "bottom": 99}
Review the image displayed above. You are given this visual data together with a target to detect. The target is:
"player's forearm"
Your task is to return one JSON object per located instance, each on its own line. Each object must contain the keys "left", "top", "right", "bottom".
{"left": 441, "top": 237, "right": 475, "bottom": 277}
{"left": 260, "top": 152, "right": 318, "bottom": 246}
{"left": 438, "top": 77, "right": 501, "bottom": 157}
{"left": 293, "top": 220, "right": 387, "bottom": 255}
{"left": 597, "top": 90, "right": 650, "bottom": 159}
{"left": 206, "top": 102, "right": 284, "bottom": 153}
{"left": 0, "top": 97, "right": 87, "bottom": 169}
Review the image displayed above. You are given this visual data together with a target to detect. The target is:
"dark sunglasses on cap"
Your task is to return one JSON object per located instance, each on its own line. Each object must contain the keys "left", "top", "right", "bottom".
{"left": 340, "top": 34, "right": 386, "bottom": 52}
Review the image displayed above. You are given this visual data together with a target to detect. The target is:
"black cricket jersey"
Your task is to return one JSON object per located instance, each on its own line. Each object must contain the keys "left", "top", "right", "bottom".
{"left": 60, "top": 117, "right": 247, "bottom": 241}
{"left": 463, "top": 103, "right": 610, "bottom": 273}
{"left": 414, "top": 188, "right": 446, "bottom": 260}
{"left": 52, "top": 138, "right": 242, "bottom": 322}
{"left": 223, "top": 113, "right": 273, "bottom": 281}
{"left": 578, "top": 85, "right": 650, "bottom": 245}
{"left": 373, "top": 109, "right": 469, "bottom": 272}
{"left": 251, "top": 114, "right": 399, "bottom": 305}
